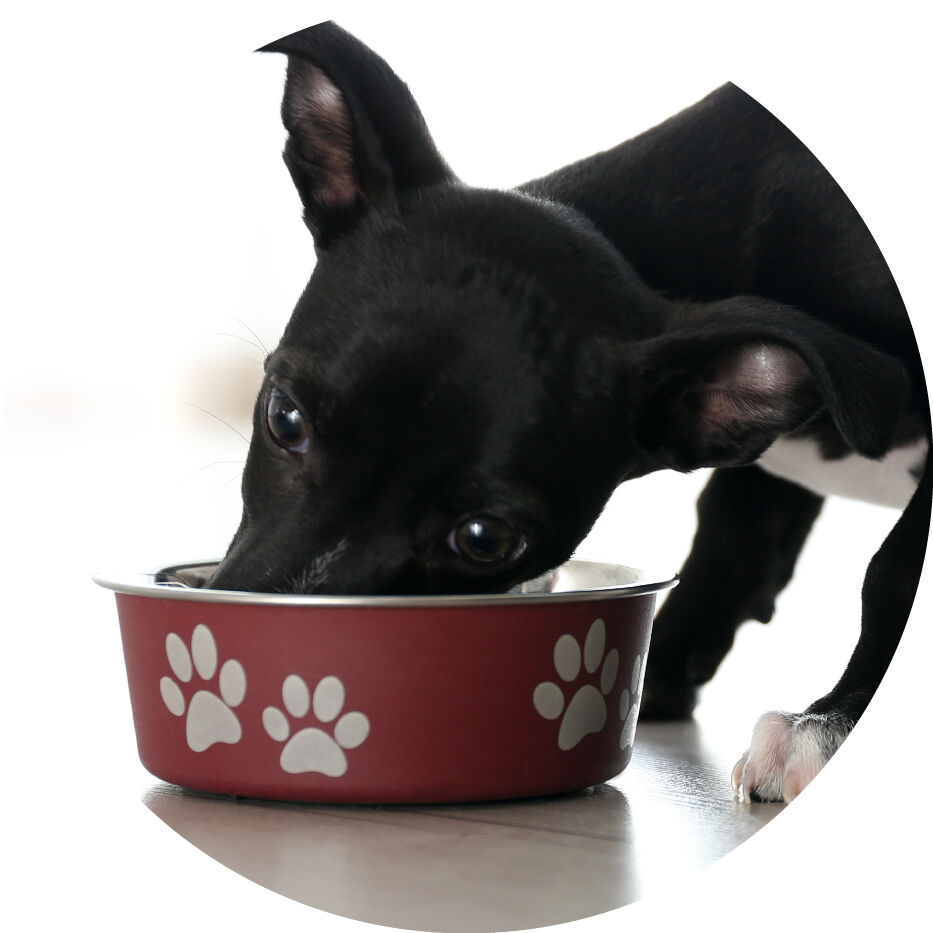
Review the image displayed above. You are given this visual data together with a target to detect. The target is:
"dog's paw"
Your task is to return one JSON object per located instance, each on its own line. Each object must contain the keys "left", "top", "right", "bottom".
{"left": 731, "top": 710, "right": 852, "bottom": 802}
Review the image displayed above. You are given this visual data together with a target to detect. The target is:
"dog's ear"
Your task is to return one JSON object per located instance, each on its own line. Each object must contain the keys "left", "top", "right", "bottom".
{"left": 259, "top": 22, "right": 453, "bottom": 247}
{"left": 629, "top": 298, "right": 909, "bottom": 471}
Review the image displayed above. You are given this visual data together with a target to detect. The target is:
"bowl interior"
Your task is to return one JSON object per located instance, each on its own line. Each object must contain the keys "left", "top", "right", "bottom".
{"left": 95, "top": 558, "right": 678, "bottom": 606}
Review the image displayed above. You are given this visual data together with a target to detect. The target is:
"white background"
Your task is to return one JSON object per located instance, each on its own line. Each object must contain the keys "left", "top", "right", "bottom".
{"left": 1, "top": 1, "right": 929, "bottom": 930}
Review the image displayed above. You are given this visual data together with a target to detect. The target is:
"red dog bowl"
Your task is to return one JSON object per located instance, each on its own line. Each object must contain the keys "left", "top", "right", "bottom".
{"left": 94, "top": 560, "right": 676, "bottom": 804}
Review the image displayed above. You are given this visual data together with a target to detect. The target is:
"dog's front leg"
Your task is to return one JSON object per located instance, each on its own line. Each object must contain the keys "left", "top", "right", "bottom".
{"left": 641, "top": 465, "right": 823, "bottom": 719}
{"left": 732, "top": 458, "right": 931, "bottom": 801}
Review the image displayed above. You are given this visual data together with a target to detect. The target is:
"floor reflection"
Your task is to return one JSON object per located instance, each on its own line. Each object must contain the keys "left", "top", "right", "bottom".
{"left": 143, "top": 722, "right": 784, "bottom": 932}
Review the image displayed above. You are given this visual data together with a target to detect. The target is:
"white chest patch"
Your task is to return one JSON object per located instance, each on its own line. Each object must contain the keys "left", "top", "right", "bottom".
{"left": 756, "top": 436, "right": 928, "bottom": 509}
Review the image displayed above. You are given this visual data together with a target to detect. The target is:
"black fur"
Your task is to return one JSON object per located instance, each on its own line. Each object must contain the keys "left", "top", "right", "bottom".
{"left": 208, "top": 22, "right": 930, "bottom": 799}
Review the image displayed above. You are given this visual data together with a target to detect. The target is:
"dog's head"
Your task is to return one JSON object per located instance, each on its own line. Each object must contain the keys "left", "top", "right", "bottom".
{"left": 209, "top": 23, "right": 906, "bottom": 595}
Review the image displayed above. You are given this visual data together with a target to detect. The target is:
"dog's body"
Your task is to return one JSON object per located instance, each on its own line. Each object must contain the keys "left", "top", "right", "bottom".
{"left": 209, "top": 22, "right": 930, "bottom": 802}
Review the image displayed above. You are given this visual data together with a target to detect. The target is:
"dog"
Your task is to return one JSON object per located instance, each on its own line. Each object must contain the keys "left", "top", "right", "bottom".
{"left": 206, "top": 21, "right": 930, "bottom": 803}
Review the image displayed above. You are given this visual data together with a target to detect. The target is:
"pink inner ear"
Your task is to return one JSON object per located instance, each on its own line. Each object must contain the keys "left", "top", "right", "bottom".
{"left": 700, "top": 343, "right": 815, "bottom": 432}
{"left": 727, "top": 344, "right": 811, "bottom": 396}
{"left": 289, "top": 63, "right": 359, "bottom": 210}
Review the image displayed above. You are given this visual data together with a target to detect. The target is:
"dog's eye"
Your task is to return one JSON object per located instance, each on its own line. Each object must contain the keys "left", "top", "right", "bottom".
{"left": 266, "top": 387, "right": 309, "bottom": 454}
{"left": 447, "top": 515, "right": 527, "bottom": 565}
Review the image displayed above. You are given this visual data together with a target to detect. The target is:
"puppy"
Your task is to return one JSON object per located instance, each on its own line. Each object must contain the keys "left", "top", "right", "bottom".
{"left": 208, "top": 22, "right": 930, "bottom": 802}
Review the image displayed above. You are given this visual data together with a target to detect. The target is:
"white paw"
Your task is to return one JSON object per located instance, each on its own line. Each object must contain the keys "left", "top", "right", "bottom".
{"left": 731, "top": 710, "right": 852, "bottom": 802}
{"left": 533, "top": 618, "right": 620, "bottom": 750}
{"left": 262, "top": 674, "right": 370, "bottom": 777}
{"left": 618, "top": 653, "right": 646, "bottom": 751}
{"left": 159, "top": 624, "right": 247, "bottom": 752}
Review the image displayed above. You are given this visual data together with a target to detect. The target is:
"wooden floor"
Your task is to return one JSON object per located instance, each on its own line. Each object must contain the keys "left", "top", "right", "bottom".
{"left": 144, "top": 720, "right": 783, "bottom": 931}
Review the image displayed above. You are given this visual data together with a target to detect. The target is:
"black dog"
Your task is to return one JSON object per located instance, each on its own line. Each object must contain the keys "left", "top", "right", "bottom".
{"left": 208, "top": 22, "right": 930, "bottom": 802}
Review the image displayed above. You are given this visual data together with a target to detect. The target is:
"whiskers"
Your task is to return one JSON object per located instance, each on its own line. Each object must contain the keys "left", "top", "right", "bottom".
{"left": 178, "top": 317, "right": 271, "bottom": 494}
{"left": 179, "top": 401, "right": 252, "bottom": 446}
{"left": 234, "top": 317, "right": 271, "bottom": 357}
{"left": 179, "top": 458, "right": 246, "bottom": 494}
{"left": 183, "top": 459, "right": 246, "bottom": 479}
{"left": 212, "top": 317, "right": 272, "bottom": 364}
{"left": 177, "top": 403, "right": 248, "bottom": 493}
{"left": 277, "top": 538, "right": 350, "bottom": 594}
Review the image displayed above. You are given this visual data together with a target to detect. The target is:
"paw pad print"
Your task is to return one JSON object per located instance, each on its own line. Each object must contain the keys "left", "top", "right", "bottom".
{"left": 533, "top": 619, "right": 619, "bottom": 750}
{"left": 159, "top": 624, "right": 246, "bottom": 752}
{"left": 619, "top": 653, "right": 644, "bottom": 750}
{"left": 262, "top": 674, "right": 370, "bottom": 777}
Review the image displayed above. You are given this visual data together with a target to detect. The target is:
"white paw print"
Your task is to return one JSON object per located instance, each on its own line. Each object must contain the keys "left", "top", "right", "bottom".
{"left": 533, "top": 619, "right": 619, "bottom": 750}
{"left": 262, "top": 674, "right": 370, "bottom": 777}
{"left": 159, "top": 624, "right": 247, "bottom": 752}
{"left": 619, "top": 653, "right": 645, "bottom": 750}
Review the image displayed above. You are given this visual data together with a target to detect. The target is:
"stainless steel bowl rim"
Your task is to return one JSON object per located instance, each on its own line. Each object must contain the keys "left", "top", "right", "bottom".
{"left": 93, "top": 558, "right": 678, "bottom": 607}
